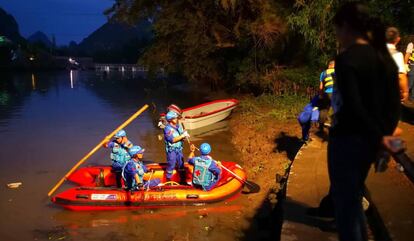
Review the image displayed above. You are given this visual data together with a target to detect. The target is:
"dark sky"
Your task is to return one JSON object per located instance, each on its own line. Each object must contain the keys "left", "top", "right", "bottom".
{"left": 0, "top": 0, "right": 113, "bottom": 45}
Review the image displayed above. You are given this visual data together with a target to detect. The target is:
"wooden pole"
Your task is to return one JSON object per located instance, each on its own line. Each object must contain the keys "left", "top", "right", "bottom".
{"left": 47, "top": 104, "right": 149, "bottom": 196}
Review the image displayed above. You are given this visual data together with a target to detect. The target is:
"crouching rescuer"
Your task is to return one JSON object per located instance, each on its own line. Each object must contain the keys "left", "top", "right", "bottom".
{"left": 122, "top": 145, "right": 160, "bottom": 190}
{"left": 188, "top": 143, "right": 221, "bottom": 191}
{"left": 103, "top": 129, "right": 134, "bottom": 188}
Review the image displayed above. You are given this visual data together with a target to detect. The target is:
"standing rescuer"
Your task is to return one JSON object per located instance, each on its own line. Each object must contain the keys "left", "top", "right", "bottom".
{"left": 188, "top": 143, "right": 221, "bottom": 191}
{"left": 319, "top": 60, "right": 335, "bottom": 96}
{"left": 318, "top": 60, "right": 335, "bottom": 131}
{"left": 163, "top": 111, "right": 190, "bottom": 182}
{"left": 103, "top": 129, "right": 134, "bottom": 188}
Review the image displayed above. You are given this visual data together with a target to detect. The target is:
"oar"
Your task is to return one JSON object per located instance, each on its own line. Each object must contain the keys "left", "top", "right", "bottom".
{"left": 180, "top": 122, "right": 198, "bottom": 151}
{"left": 145, "top": 169, "right": 155, "bottom": 191}
{"left": 218, "top": 163, "right": 260, "bottom": 194}
{"left": 47, "top": 104, "right": 149, "bottom": 197}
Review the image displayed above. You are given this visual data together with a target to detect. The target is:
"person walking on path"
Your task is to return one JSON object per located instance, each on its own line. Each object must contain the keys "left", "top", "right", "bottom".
{"left": 404, "top": 36, "right": 414, "bottom": 101}
{"left": 163, "top": 111, "right": 190, "bottom": 182}
{"left": 318, "top": 60, "right": 335, "bottom": 131}
{"left": 329, "top": 2, "right": 401, "bottom": 241}
{"left": 319, "top": 60, "right": 335, "bottom": 96}
{"left": 298, "top": 95, "right": 320, "bottom": 143}
{"left": 386, "top": 27, "right": 409, "bottom": 103}
{"left": 103, "top": 129, "right": 134, "bottom": 188}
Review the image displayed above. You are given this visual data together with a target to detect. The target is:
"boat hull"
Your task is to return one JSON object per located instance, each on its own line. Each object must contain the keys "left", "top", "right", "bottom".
{"left": 162, "top": 99, "right": 238, "bottom": 130}
{"left": 182, "top": 106, "right": 236, "bottom": 129}
{"left": 54, "top": 162, "right": 246, "bottom": 211}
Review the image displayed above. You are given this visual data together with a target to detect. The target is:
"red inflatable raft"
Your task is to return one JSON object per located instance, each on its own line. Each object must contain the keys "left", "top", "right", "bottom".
{"left": 52, "top": 162, "right": 246, "bottom": 211}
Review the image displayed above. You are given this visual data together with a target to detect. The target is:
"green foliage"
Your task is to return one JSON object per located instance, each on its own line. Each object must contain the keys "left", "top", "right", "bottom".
{"left": 287, "top": 0, "right": 338, "bottom": 64}
{"left": 365, "top": 0, "right": 414, "bottom": 34}
{"left": 238, "top": 94, "right": 308, "bottom": 122}
{"left": 106, "top": 0, "right": 413, "bottom": 93}
{"left": 106, "top": 0, "right": 286, "bottom": 89}
{"left": 236, "top": 64, "right": 319, "bottom": 96}
{"left": 252, "top": 94, "right": 308, "bottom": 120}
{"left": 287, "top": 0, "right": 414, "bottom": 67}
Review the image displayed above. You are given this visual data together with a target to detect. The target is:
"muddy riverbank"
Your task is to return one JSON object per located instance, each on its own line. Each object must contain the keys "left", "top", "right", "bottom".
{"left": 226, "top": 95, "right": 305, "bottom": 240}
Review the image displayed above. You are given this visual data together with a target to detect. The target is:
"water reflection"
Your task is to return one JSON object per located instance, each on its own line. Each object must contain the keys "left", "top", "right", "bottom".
{"left": 31, "top": 73, "right": 36, "bottom": 90}
{"left": 70, "top": 70, "right": 74, "bottom": 89}
{"left": 53, "top": 204, "right": 243, "bottom": 229}
{"left": 189, "top": 120, "right": 230, "bottom": 141}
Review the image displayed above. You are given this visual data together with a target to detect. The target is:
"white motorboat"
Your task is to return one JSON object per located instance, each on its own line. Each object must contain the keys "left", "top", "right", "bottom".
{"left": 161, "top": 99, "right": 238, "bottom": 130}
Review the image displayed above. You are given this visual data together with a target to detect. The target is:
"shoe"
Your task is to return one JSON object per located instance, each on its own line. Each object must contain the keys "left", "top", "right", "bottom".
{"left": 306, "top": 207, "right": 335, "bottom": 221}
{"left": 319, "top": 220, "right": 337, "bottom": 232}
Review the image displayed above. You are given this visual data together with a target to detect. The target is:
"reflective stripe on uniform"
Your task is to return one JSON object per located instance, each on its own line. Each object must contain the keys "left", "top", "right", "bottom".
{"left": 409, "top": 52, "right": 414, "bottom": 63}
{"left": 323, "top": 68, "right": 335, "bottom": 89}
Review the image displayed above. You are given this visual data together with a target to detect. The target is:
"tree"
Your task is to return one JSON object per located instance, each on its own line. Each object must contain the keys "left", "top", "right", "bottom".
{"left": 106, "top": 0, "right": 413, "bottom": 93}
{"left": 287, "top": 0, "right": 337, "bottom": 66}
{"left": 106, "top": 0, "right": 286, "bottom": 89}
{"left": 287, "top": 0, "right": 414, "bottom": 66}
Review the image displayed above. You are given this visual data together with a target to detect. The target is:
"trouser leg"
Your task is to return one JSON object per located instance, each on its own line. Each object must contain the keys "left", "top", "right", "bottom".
{"left": 145, "top": 179, "right": 161, "bottom": 188}
{"left": 166, "top": 151, "right": 177, "bottom": 180}
{"left": 175, "top": 151, "right": 186, "bottom": 184}
{"left": 318, "top": 94, "right": 331, "bottom": 129}
{"left": 115, "top": 171, "right": 123, "bottom": 188}
{"left": 318, "top": 190, "right": 335, "bottom": 217}
{"left": 301, "top": 121, "right": 311, "bottom": 141}
{"left": 328, "top": 135, "right": 375, "bottom": 241}
{"left": 408, "top": 66, "right": 414, "bottom": 100}
{"left": 319, "top": 109, "right": 328, "bottom": 130}
{"left": 112, "top": 163, "right": 123, "bottom": 188}
{"left": 166, "top": 150, "right": 185, "bottom": 182}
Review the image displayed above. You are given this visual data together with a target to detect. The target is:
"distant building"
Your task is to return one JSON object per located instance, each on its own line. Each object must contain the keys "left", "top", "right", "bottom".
{"left": 53, "top": 56, "right": 94, "bottom": 69}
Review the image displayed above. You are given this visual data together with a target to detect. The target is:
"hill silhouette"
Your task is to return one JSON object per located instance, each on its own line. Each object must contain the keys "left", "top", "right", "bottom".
{"left": 27, "top": 31, "right": 53, "bottom": 48}
{"left": 77, "top": 20, "right": 152, "bottom": 63}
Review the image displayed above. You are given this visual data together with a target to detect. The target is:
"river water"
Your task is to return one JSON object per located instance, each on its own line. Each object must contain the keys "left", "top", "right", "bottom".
{"left": 0, "top": 70, "right": 246, "bottom": 241}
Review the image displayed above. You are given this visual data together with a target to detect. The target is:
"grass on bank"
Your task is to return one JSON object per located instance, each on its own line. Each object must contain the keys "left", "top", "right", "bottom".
{"left": 238, "top": 94, "right": 309, "bottom": 125}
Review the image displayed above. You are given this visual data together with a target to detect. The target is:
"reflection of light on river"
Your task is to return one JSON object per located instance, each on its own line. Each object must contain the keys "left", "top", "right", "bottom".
{"left": 31, "top": 73, "right": 36, "bottom": 90}
{"left": 54, "top": 204, "right": 243, "bottom": 229}
{"left": 70, "top": 70, "right": 74, "bottom": 88}
{"left": 188, "top": 120, "right": 229, "bottom": 141}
